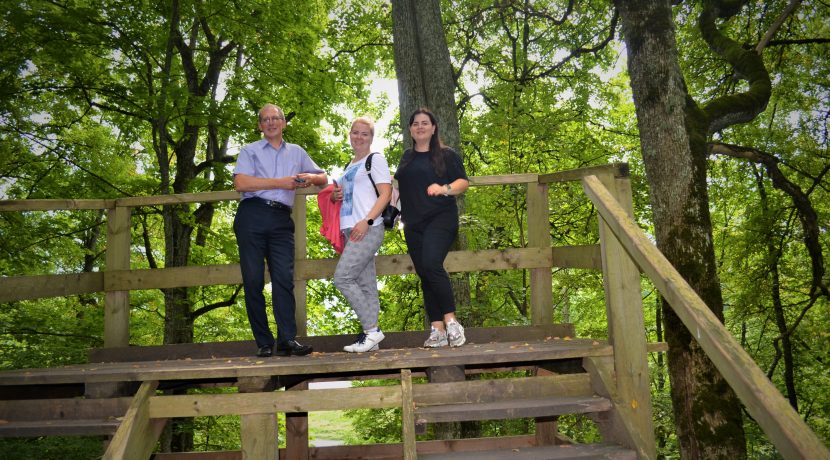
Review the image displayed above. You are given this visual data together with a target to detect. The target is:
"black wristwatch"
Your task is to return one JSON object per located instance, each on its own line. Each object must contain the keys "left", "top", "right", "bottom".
{"left": 367, "top": 218, "right": 374, "bottom": 226}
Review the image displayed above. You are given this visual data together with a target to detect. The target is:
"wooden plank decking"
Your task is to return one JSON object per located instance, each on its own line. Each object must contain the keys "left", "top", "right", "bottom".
{"left": 0, "top": 337, "right": 612, "bottom": 387}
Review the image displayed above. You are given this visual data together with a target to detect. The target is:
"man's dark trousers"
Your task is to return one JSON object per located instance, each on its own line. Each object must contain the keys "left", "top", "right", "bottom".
{"left": 234, "top": 198, "right": 297, "bottom": 348}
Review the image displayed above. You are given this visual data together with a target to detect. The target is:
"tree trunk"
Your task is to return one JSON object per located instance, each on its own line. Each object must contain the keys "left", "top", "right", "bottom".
{"left": 391, "top": 0, "right": 476, "bottom": 440}
{"left": 391, "top": 0, "right": 460, "bottom": 151}
{"left": 615, "top": 1, "right": 748, "bottom": 458}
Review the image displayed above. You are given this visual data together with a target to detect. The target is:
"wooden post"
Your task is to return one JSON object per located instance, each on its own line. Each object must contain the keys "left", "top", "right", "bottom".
{"left": 285, "top": 379, "right": 309, "bottom": 460}
{"left": 105, "top": 205, "right": 131, "bottom": 348}
{"left": 293, "top": 197, "right": 308, "bottom": 337}
{"left": 526, "top": 179, "right": 552, "bottom": 325}
{"left": 535, "top": 417, "right": 558, "bottom": 445}
{"left": 595, "top": 171, "right": 656, "bottom": 459}
{"left": 238, "top": 377, "right": 278, "bottom": 460}
{"left": 401, "top": 369, "right": 417, "bottom": 460}
{"left": 533, "top": 367, "right": 559, "bottom": 445}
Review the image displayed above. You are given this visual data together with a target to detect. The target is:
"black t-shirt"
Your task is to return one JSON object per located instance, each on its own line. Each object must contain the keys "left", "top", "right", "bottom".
{"left": 394, "top": 147, "right": 468, "bottom": 226}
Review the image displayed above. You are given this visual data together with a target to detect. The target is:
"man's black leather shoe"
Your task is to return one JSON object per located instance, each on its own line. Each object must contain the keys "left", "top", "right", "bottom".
{"left": 256, "top": 345, "right": 273, "bottom": 357}
{"left": 274, "top": 340, "right": 312, "bottom": 357}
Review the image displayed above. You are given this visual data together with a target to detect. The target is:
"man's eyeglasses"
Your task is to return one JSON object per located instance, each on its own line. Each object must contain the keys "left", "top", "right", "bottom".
{"left": 260, "top": 116, "right": 285, "bottom": 123}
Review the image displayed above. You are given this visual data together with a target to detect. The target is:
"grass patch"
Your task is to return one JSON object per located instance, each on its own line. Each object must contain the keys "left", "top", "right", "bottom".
{"left": 309, "top": 411, "right": 353, "bottom": 445}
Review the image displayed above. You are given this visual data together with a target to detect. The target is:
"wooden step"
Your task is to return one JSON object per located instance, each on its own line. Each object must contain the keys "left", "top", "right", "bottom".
{"left": 0, "top": 419, "right": 121, "bottom": 437}
{"left": 415, "top": 395, "right": 612, "bottom": 425}
{"left": 418, "top": 442, "right": 636, "bottom": 459}
{"left": 0, "top": 396, "right": 130, "bottom": 438}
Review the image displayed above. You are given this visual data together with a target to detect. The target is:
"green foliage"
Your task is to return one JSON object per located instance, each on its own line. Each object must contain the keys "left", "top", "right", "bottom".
{"left": 0, "top": 437, "right": 103, "bottom": 460}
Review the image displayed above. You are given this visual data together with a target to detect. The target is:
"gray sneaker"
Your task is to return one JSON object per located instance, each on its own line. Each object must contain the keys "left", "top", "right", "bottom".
{"left": 446, "top": 320, "right": 466, "bottom": 347}
{"left": 344, "top": 329, "right": 384, "bottom": 353}
{"left": 423, "top": 328, "right": 448, "bottom": 348}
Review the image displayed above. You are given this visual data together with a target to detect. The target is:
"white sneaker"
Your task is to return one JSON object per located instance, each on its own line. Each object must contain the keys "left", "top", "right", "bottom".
{"left": 423, "top": 328, "right": 448, "bottom": 348}
{"left": 344, "top": 329, "right": 384, "bottom": 353}
{"left": 446, "top": 320, "right": 466, "bottom": 347}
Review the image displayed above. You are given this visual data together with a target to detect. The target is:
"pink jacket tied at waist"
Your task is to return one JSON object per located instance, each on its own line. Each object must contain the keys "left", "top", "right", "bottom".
{"left": 317, "top": 184, "right": 344, "bottom": 254}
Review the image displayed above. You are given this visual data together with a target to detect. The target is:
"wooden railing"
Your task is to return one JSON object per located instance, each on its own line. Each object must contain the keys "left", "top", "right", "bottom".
{"left": 582, "top": 175, "right": 830, "bottom": 460}
{"left": 0, "top": 166, "right": 619, "bottom": 346}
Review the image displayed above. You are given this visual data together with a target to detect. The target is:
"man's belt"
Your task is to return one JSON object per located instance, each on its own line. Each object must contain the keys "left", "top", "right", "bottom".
{"left": 255, "top": 198, "right": 292, "bottom": 212}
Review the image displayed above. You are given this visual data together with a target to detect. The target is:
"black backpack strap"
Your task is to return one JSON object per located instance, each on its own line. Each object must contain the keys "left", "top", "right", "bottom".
{"left": 364, "top": 153, "right": 380, "bottom": 198}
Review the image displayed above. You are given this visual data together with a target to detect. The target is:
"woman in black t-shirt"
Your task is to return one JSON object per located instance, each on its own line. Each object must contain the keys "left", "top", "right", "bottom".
{"left": 394, "top": 108, "right": 469, "bottom": 348}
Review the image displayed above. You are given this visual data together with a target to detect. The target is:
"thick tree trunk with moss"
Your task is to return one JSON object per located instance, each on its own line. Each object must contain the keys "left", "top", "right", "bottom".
{"left": 615, "top": 1, "right": 752, "bottom": 458}
{"left": 391, "top": 0, "right": 460, "bottom": 151}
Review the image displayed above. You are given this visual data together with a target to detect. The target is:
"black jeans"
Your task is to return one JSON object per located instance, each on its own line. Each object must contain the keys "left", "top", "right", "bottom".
{"left": 403, "top": 210, "right": 458, "bottom": 322}
{"left": 234, "top": 198, "right": 297, "bottom": 348}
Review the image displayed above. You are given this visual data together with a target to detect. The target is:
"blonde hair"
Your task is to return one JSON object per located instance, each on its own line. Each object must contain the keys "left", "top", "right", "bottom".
{"left": 351, "top": 116, "right": 375, "bottom": 136}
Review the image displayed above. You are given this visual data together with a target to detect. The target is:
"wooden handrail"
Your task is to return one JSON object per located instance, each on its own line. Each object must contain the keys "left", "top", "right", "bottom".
{"left": 0, "top": 174, "right": 546, "bottom": 212}
{"left": 581, "top": 174, "right": 830, "bottom": 460}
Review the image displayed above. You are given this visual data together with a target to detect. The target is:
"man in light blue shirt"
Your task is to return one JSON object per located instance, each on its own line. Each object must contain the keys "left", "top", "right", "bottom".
{"left": 233, "top": 103, "right": 326, "bottom": 357}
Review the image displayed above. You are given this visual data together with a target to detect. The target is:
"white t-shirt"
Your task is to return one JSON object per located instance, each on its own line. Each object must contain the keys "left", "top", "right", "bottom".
{"left": 338, "top": 153, "right": 392, "bottom": 230}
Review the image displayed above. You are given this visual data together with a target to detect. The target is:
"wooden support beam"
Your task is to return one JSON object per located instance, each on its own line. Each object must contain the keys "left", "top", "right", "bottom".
{"left": 401, "top": 369, "right": 416, "bottom": 460}
{"left": 148, "top": 386, "right": 404, "bottom": 418}
{"left": 534, "top": 416, "right": 559, "bottom": 446}
{"left": 293, "top": 197, "right": 308, "bottom": 338}
{"left": 237, "top": 377, "right": 277, "bottom": 460}
{"left": 0, "top": 245, "right": 600, "bottom": 302}
{"left": 103, "top": 381, "right": 165, "bottom": 460}
{"left": 285, "top": 379, "right": 309, "bottom": 460}
{"left": 240, "top": 413, "right": 277, "bottom": 460}
{"left": 0, "top": 272, "right": 104, "bottom": 303}
{"left": 534, "top": 368, "right": 560, "bottom": 445}
{"left": 583, "top": 356, "right": 654, "bottom": 460}
{"left": 527, "top": 180, "right": 553, "bottom": 325}
{"left": 594, "top": 173, "right": 656, "bottom": 460}
{"left": 105, "top": 205, "right": 132, "bottom": 348}
{"left": 538, "top": 163, "right": 627, "bottom": 184}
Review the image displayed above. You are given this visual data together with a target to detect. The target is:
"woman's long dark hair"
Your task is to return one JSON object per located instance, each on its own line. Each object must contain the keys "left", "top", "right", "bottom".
{"left": 404, "top": 107, "right": 448, "bottom": 177}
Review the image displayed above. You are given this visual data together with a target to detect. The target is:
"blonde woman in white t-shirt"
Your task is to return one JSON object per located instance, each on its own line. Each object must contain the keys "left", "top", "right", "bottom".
{"left": 331, "top": 117, "right": 392, "bottom": 352}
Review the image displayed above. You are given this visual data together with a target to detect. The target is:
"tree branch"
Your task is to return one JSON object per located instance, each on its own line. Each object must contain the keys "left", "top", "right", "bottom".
{"left": 756, "top": 0, "right": 802, "bottom": 53}
{"left": 698, "top": 0, "right": 772, "bottom": 134}
{"left": 189, "top": 286, "right": 242, "bottom": 319}
{"left": 709, "top": 141, "right": 828, "bottom": 298}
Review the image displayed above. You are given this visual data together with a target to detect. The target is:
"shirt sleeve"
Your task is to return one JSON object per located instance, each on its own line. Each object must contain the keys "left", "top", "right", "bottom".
{"left": 445, "top": 148, "right": 468, "bottom": 181}
{"left": 234, "top": 144, "right": 256, "bottom": 176}
{"left": 298, "top": 148, "right": 325, "bottom": 174}
{"left": 371, "top": 153, "right": 392, "bottom": 184}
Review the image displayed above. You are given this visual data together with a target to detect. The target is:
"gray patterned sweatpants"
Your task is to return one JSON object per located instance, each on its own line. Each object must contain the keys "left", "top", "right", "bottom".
{"left": 333, "top": 224, "right": 385, "bottom": 331}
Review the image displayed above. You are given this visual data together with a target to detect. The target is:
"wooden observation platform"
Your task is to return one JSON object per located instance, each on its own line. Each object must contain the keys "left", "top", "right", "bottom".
{"left": 0, "top": 165, "right": 826, "bottom": 459}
